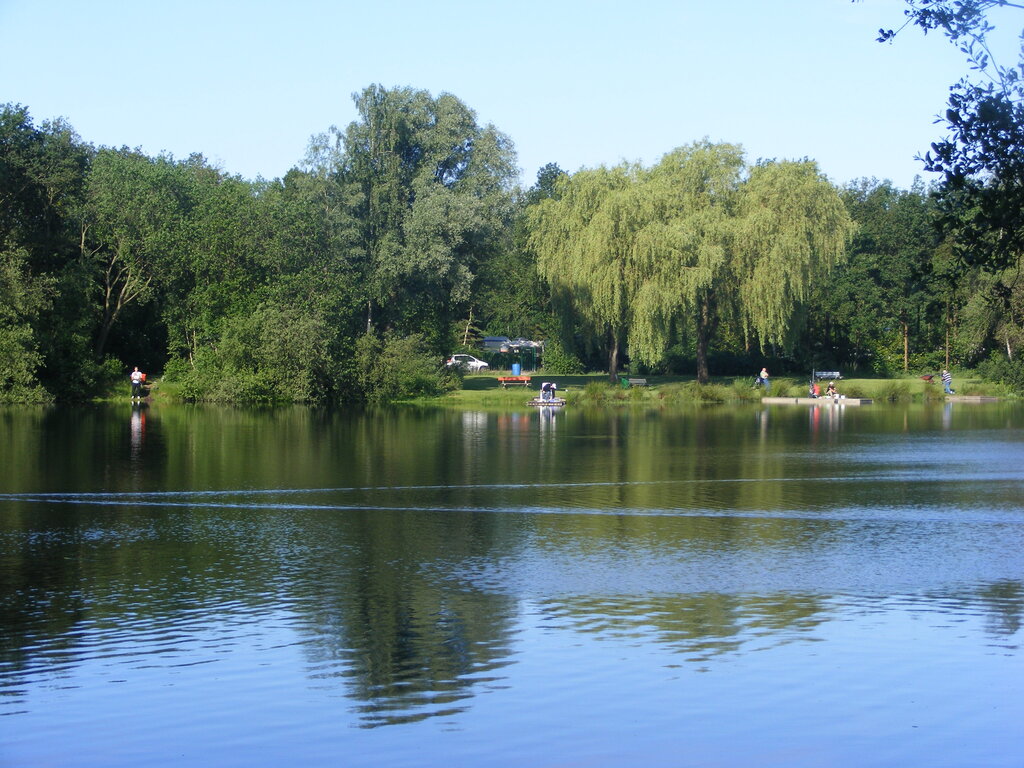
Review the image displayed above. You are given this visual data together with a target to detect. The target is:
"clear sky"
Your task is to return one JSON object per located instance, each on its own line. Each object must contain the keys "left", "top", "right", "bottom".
{"left": 2, "top": 0, "right": 1019, "bottom": 189}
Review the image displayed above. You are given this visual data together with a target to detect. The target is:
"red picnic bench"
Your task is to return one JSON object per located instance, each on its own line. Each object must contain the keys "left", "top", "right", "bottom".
{"left": 497, "top": 375, "right": 531, "bottom": 388}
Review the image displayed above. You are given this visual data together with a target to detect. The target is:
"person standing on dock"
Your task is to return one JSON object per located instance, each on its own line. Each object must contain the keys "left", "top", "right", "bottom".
{"left": 759, "top": 367, "right": 770, "bottom": 394}
{"left": 942, "top": 369, "right": 954, "bottom": 394}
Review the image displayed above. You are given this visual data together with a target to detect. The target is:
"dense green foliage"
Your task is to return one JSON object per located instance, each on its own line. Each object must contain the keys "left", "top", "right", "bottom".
{"left": 879, "top": 3, "right": 1024, "bottom": 265}
{"left": 879, "top": 1, "right": 1024, "bottom": 356}
{"left": 814, "top": 179, "right": 943, "bottom": 373}
{"left": 2, "top": 78, "right": 1022, "bottom": 403}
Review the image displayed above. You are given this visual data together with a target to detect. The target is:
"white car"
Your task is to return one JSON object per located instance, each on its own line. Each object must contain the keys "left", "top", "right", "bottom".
{"left": 446, "top": 354, "right": 489, "bottom": 372}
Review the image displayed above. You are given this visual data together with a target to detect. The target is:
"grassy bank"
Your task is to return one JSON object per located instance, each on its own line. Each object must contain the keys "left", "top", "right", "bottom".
{"left": 431, "top": 371, "right": 1014, "bottom": 409}
{"left": 101, "top": 370, "right": 1015, "bottom": 408}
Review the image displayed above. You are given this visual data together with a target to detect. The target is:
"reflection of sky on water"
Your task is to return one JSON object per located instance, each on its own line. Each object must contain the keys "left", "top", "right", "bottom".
{"left": 2, "top": 403, "right": 1023, "bottom": 765}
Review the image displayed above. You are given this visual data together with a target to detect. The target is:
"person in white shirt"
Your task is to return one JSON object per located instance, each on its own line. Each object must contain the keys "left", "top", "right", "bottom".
{"left": 130, "top": 367, "right": 144, "bottom": 400}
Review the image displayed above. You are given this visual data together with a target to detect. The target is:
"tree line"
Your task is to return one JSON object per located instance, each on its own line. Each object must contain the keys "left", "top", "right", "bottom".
{"left": 1, "top": 81, "right": 1022, "bottom": 403}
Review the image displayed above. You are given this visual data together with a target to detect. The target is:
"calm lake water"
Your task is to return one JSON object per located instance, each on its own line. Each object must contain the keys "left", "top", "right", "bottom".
{"left": 1, "top": 400, "right": 1022, "bottom": 767}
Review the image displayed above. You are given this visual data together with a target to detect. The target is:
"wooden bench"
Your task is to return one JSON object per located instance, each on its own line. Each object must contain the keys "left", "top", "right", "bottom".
{"left": 627, "top": 377, "right": 648, "bottom": 387}
{"left": 812, "top": 370, "right": 841, "bottom": 380}
{"left": 497, "top": 375, "right": 531, "bottom": 388}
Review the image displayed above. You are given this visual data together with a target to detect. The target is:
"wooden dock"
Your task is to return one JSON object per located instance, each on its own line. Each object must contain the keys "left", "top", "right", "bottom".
{"left": 527, "top": 397, "right": 566, "bottom": 407}
{"left": 945, "top": 395, "right": 1000, "bottom": 403}
{"left": 762, "top": 397, "right": 873, "bottom": 406}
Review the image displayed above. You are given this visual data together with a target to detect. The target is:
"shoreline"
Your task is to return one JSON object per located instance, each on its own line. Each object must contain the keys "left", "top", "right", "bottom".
{"left": 8, "top": 374, "right": 1015, "bottom": 408}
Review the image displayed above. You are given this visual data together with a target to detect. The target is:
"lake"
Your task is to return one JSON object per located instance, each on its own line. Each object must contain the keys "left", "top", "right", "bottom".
{"left": 1, "top": 400, "right": 1022, "bottom": 767}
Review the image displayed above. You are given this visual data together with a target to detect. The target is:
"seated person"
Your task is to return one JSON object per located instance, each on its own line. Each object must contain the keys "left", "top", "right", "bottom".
{"left": 826, "top": 381, "right": 837, "bottom": 397}
{"left": 809, "top": 382, "right": 821, "bottom": 398}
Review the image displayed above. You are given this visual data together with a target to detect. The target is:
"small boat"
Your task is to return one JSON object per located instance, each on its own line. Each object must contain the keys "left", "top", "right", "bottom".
{"left": 762, "top": 396, "right": 873, "bottom": 406}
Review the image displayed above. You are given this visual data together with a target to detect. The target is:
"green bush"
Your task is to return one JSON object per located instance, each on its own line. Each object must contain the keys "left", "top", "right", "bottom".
{"left": 163, "top": 303, "right": 340, "bottom": 403}
{"left": 0, "top": 247, "right": 53, "bottom": 402}
{"left": 160, "top": 356, "right": 191, "bottom": 383}
{"left": 877, "top": 380, "right": 911, "bottom": 401}
{"left": 170, "top": 348, "right": 230, "bottom": 402}
{"left": 978, "top": 354, "right": 1024, "bottom": 394}
{"left": 731, "top": 378, "right": 762, "bottom": 400}
{"left": 0, "top": 323, "right": 49, "bottom": 402}
{"left": 540, "top": 338, "right": 585, "bottom": 374}
{"left": 771, "top": 378, "right": 799, "bottom": 396}
{"left": 226, "top": 304, "right": 332, "bottom": 402}
{"left": 356, "top": 332, "right": 451, "bottom": 403}
{"left": 689, "top": 382, "right": 734, "bottom": 402}
{"left": 581, "top": 381, "right": 609, "bottom": 403}
{"left": 647, "top": 381, "right": 735, "bottom": 403}
{"left": 908, "top": 350, "right": 947, "bottom": 372}
{"left": 628, "top": 384, "right": 648, "bottom": 401}
{"left": 838, "top": 381, "right": 864, "bottom": 398}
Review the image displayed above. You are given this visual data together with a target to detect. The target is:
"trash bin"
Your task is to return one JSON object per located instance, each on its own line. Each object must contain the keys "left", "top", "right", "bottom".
{"left": 620, "top": 375, "right": 630, "bottom": 389}
{"left": 511, "top": 363, "right": 521, "bottom": 376}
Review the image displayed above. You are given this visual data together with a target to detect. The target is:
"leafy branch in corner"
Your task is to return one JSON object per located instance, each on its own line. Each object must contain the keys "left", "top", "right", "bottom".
{"left": 868, "top": 1, "right": 1024, "bottom": 283}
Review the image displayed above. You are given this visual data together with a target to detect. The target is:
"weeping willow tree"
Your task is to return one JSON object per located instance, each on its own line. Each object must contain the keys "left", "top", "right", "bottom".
{"left": 529, "top": 162, "right": 641, "bottom": 379}
{"left": 529, "top": 141, "right": 852, "bottom": 382}
{"left": 628, "top": 142, "right": 744, "bottom": 383}
{"left": 733, "top": 160, "right": 852, "bottom": 354}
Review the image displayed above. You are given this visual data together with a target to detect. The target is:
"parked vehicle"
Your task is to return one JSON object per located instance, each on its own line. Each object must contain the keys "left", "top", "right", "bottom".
{"left": 446, "top": 354, "right": 489, "bottom": 372}
{"left": 509, "top": 337, "right": 542, "bottom": 349}
{"left": 482, "top": 336, "right": 511, "bottom": 351}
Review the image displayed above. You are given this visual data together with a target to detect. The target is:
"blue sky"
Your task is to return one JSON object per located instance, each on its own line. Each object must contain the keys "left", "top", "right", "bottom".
{"left": 2, "top": 0, "right": 1019, "bottom": 189}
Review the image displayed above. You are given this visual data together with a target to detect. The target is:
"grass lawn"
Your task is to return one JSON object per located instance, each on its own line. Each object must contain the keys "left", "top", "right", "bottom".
{"left": 434, "top": 370, "right": 1006, "bottom": 409}
{"left": 125, "top": 370, "right": 1010, "bottom": 408}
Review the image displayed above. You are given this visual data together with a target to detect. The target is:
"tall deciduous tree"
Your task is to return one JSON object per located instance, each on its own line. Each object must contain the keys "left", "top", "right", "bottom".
{"left": 0, "top": 105, "right": 86, "bottom": 264}
{"left": 473, "top": 163, "right": 564, "bottom": 346}
{"left": 822, "top": 180, "right": 941, "bottom": 372}
{"left": 337, "top": 85, "right": 518, "bottom": 351}
{"left": 80, "top": 149, "right": 189, "bottom": 356}
{"left": 0, "top": 104, "right": 100, "bottom": 396}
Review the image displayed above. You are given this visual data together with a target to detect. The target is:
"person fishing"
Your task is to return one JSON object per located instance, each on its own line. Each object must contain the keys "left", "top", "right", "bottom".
{"left": 130, "top": 367, "right": 145, "bottom": 400}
